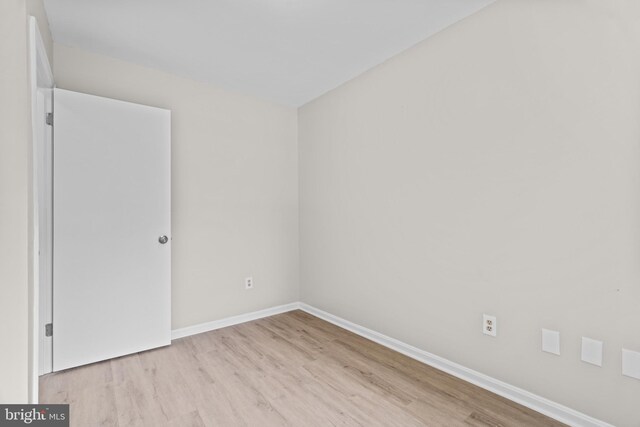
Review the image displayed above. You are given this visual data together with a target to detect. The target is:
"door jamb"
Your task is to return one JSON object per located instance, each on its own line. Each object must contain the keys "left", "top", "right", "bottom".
{"left": 29, "top": 16, "right": 54, "bottom": 403}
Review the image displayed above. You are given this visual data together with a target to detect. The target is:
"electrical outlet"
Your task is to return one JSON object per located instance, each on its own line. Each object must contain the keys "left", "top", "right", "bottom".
{"left": 483, "top": 314, "right": 497, "bottom": 337}
{"left": 245, "top": 277, "right": 254, "bottom": 290}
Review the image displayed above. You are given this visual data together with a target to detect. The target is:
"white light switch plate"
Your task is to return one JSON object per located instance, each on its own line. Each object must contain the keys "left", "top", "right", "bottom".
{"left": 541, "top": 329, "right": 560, "bottom": 355}
{"left": 581, "top": 337, "right": 603, "bottom": 367}
{"left": 622, "top": 349, "right": 640, "bottom": 380}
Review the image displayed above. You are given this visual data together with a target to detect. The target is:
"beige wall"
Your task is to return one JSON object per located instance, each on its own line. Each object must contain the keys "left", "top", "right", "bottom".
{"left": 54, "top": 45, "right": 299, "bottom": 330}
{"left": 0, "top": 0, "right": 30, "bottom": 404}
{"left": 299, "top": 1, "right": 640, "bottom": 425}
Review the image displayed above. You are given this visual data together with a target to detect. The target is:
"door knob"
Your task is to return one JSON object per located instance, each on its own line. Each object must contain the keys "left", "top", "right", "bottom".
{"left": 158, "top": 235, "right": 169, "bottom": 244}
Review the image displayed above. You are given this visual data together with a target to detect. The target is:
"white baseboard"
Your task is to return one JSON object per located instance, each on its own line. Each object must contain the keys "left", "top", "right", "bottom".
{"left": 171, "top": 302, "right": 301, "bottom": 340}
{"left": 298, "top": 303, "right": 612, "bottom": 427}
{"left": 171, "top": 301, "right": 611, "bottom": 426}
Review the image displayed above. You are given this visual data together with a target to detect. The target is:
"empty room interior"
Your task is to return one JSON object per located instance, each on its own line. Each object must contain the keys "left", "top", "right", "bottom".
{"left": 2, "top": 0, "right": 640, "bottom": 426}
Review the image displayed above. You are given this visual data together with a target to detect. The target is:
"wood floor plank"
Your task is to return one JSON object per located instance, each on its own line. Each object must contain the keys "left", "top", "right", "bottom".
{"left": 301, "top": 356, "right": 427, "bottom": 427}
{"left": 111, "top": 354, "right": 177, "bottom": 426}
{"left": 40, "top": 310, "right": 565, "bottom": 427}
{"left": 67, "top": 383, "right": 119, "bottom": 427}
{"left": 327, "top": 336, "right": 550, "bottom": 425}
{"left": 166, "top": 411, "right": 206, "bottom": 427}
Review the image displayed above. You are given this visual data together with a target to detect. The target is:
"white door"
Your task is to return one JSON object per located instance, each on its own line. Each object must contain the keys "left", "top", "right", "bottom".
{"left": 53, "top": 89, "right": 171, "bottom": 371}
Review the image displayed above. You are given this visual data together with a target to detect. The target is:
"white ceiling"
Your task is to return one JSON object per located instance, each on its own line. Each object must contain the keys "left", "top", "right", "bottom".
{"left": 44, "top": 0, "right": 494, "bottom": 107}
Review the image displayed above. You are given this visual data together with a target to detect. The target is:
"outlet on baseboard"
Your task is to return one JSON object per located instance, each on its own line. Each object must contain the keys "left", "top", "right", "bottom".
{"left": 483, "top": 314, "right": 497, "bottom": 337}
{"left": 245, "top": 277, "right": 254, "bottom": 290}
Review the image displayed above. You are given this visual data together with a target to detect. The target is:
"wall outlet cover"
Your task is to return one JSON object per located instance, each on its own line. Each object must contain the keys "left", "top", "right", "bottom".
{"left": 581, "top": 337, "right": 603, "bottom": 367}
{"left": 541, "top": 329, "right": 560, "bottom": 356}
{"left": 622, "top": 349, "right": 640, "bottom": 380}
{"left": 483, "top": 314, "right": 497, "bottom": 337}
{"left": 245, "top": 277, "right": 254, "bottom": 290}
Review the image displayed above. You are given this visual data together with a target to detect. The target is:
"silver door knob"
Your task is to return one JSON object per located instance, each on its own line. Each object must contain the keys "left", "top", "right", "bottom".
{"left": 158, "top": 235, "right": 169, "bottom": 244}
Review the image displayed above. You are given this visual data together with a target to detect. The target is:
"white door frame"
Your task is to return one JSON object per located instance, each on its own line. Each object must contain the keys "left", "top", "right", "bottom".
{"left": 30, "top": 16, "right": 54, "bottom": 403}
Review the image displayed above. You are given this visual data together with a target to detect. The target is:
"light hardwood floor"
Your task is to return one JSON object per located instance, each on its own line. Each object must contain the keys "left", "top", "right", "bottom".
{"left": 40, "top": 310, "right": 565, "bottom": 426}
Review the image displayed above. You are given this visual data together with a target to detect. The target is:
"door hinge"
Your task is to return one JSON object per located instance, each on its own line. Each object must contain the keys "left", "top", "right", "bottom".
{"left": 45, "top": 323, "right": 53, "bottom": 337}
{"left": 46, "top": 113, "right": 53, "bottom": 126}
